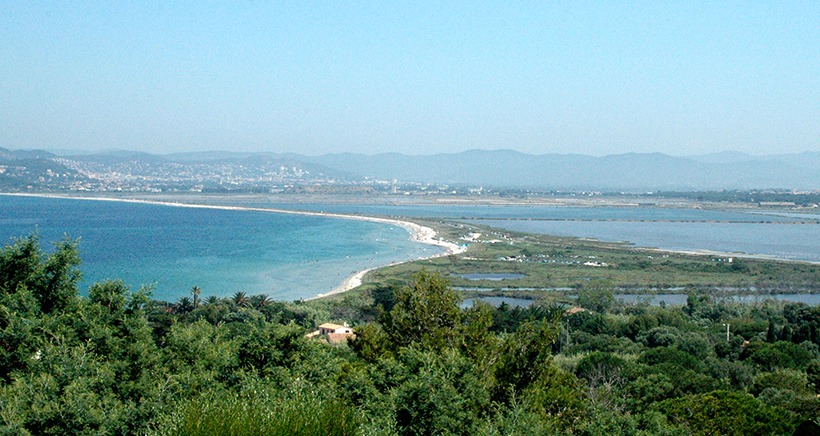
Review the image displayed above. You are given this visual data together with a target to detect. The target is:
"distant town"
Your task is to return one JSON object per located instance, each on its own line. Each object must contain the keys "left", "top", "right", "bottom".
{"left": 1, "top": 147, "right": 818, "bottom": 208}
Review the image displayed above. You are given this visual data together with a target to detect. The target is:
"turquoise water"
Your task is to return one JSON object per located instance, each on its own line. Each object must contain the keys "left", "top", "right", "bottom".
{"left": 2, "top": 195, "right": 818, "bottom": 302}
{"left": 0, "top": 195, "right": 438, "bottom": 301}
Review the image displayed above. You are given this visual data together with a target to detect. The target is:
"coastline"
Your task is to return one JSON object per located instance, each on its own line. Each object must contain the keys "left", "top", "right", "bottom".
{"left": 3, "top": 193, "right": 816, "bottom": 300}
{"left": 1, "top": 193, "right": 467, "bottom": 299}
{"left": 642, "top": 246, "right": 820, "bottom": 266}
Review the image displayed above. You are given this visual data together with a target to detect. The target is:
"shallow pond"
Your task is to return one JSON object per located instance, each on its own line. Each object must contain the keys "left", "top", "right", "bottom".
{"left": 615, "top": 293, "right": 820, "bottom": 306}
{"left": 461, "top": 296, "right": 535, "bottom": 308}
{"left": 457, "top": 273, "right": 527, "bottom": 281}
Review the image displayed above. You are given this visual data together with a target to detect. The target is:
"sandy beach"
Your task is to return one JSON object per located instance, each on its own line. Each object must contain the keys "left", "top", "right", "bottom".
{"left": 4, "top": 193, "right": 467, "bottom": 299}
{"left": 314, "top": 221, "right": 466, "bottom": 300}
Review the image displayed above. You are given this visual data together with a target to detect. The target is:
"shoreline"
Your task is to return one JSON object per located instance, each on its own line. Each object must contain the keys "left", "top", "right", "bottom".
{"left": 2, "top": 193, "right": 467, "bottom": 299}
{"left": 643, "top": 247, "right": 819, "bottom": 266}
{"left": 310, "top": 219, "right": 466, "bottom": 300}
{"left": 2, "top": 193, "right": 817, "bottom": 299}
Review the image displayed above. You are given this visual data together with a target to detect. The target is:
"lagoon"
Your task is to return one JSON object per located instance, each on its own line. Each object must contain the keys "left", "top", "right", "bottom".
{"left": 615, "top": 293, "right": 820, "bottom": 306}
{"left": 471, "top": 219, "right": 820, "bottom": 263}
{"left": 226, "top": 201, "right": 820, "bottom": 262}
{"left": 457, "top": 273, "right": 527, "bottom": 281}
{"left": 461, "top": 296, "right": 535, "bottom": 309}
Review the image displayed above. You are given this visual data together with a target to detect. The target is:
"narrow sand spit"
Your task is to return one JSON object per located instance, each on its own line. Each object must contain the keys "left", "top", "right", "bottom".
{"left": 316, "top": 222, "right": 465, "bottom": 300}
{"left": 5, "top": 193, "right": 466, "bottom": 299}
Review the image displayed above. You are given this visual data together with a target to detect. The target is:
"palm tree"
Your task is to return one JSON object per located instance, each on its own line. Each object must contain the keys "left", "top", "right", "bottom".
{"left": 175, "top": 296, "right": 194, "bottom": 313}
{"left": 249, "top": 294, "right": 272, "bottom": 309}
{"left": 232, "top": 291, "right": 249, "bottom": 307}
{"left": 204, "top": 295, "right": 219, "bottom": 306}
{"left": 191, "top": 285, "right": 201, "bottom": 308}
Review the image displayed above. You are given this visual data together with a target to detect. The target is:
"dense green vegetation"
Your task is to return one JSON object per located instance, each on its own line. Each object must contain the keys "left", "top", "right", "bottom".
{"left": 1, "top": 233, "right": 819, "bottom": 434}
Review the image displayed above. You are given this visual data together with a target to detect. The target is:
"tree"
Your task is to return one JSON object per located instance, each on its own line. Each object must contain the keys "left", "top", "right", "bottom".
{"left": 371, "top": 284, "right": 398, "bottom": 312}
{"left": 494, "top": 318, "right": 559, "bottom": 400}
{"left": 382, "top": 270, "right": 462, "bottom": 351}
{"left": 191, "top": 285, "right": 201, "bottom": 308}
{"left": 577, "top": 279, "right": 614, "bottom": 313}
{"left": 0, "top": 233, "right": 81, "bottom": 314}
{"left": 232, "top": 291, "right": 249, "bottom": 308}
{"left": 88, "top": 279, "right": 128, "bottom": 312}
{"left": 175, "top": 296, "right": 194, "bottom": 314}
{"left": 249, "top": 294, "right": 272, "bottom": 309}
{"left": 656, "top": 390, "right": 800, "bottom": 435}
{"left": 807, "top": 360, "right": 820, "bottom": 393}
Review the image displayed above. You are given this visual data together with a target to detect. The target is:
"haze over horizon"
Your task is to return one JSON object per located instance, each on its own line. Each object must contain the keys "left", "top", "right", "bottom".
{"left": 2, "top": 2, "right": 817, "bottom": 157}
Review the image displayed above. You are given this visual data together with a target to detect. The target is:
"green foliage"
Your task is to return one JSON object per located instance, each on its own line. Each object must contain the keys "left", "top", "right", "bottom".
{"left": 626, "top": 373, "right": 675, "bottom": 412}
{"left": 0, "top": 287, "right": 40, "bottom": 381}
{"left": 0, "top": 233, "right": 81, "bottom": 314}
{"left": 236, "top": 322, "right": 306, "bottom": 373}
{"left": 656, "top": 390, "right": 801, "bottom": 435}
{"left": 392, "top": 348, "right": 491, "bottom": 436}
{"left": 807, "top": 360, "right": 820, "bottom": 393}
{"left": 751, "top": 368, "right": 812, "bottom": 396}
{"left": 741, "top": 340, "right": 814, "bottom": 371}
{"left": 160, "top": 381, "right": 359, "bottom": 436}
{"left": 494, "top": 318, "right": 559, "bottom": 400}
{"left": 568, "top": 332, "right": 642, "bottom": 355}
{"left": 782, "top": 304, "right": 820, "bottom": 345}
{"left": 349, "top": 322, "right": 392, "bottom": 362}
{"left": 575, "top": 352, "right": 627, "bottom": 385}
{"left": 639, "top": 346, "right": 702, "bottom": 372}
{"left": 638, "top": 326, "right": 682, "bottom": 348}
{"left": 382, "top": 270, "right": 462, "bottom": 351}
{"left": 576, "top": 279, "right": 615, "bottom": 313}
{"left": 88, "top": 279, "right": 128, "bottom": 312}
{"left": 3, "top": 233, "right": 820, "bottom": 435}
{"left": 371, "top": 284, "right": 398, "bottom": 312}
{"left": 523, "top": 365, "right": 586, "bottom": 428}
{"left": 162, "top": 318, "right": 238, "bottom": 387}
{"left": 459, "top": 302, "right": 497, "bottom": 361}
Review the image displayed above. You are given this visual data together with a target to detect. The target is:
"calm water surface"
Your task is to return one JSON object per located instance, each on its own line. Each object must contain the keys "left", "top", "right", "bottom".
{"left": 3, "top": 196, "right": 818, "bottom": 301}
{"left": 462, "top": 296, "right": 535, "bottom": 308}
{"left": 0, "top": 195, "right": 437, "bottom": 301}
{"left": 470, "top": 220, "right": 820, "bottom": 262}
{"left": 616, "top": 293, "right": 820, "bottom": 306}
{"left": 466, "top": 294, "right": 820, "bottom": 308}
{"left": 457, "top": 273, "right": 527, "bottom": 281}
{"left": 249, "top": 202, "right": 819, "bottom": 262}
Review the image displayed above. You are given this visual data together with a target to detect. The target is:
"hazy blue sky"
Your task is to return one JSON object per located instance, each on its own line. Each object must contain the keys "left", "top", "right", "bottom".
{"left": 1, "top": 1, "right": 817, "bottom": 156}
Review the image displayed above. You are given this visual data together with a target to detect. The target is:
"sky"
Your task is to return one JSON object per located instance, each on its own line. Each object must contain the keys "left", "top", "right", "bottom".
{"left": 1, "top": 1, "right": 817, "bottom": 157}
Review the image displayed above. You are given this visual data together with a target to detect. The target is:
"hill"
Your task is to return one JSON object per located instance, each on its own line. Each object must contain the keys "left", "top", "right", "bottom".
{"left": 305, "top": 150, "right": 820, "bottom": 190}
{"left": 2, "top": 147, "right": 818, "bottom": 191}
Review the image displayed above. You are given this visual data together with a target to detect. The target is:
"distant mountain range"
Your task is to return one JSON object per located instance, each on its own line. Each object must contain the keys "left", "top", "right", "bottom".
{"left": 301, "top": 150, "right": 820, "bottom": 190}
{"left": 1, "top": 147, "right": 818, "bottom": 191}
{"left": 298, "top": 150, "right": 820, "bottom": 190}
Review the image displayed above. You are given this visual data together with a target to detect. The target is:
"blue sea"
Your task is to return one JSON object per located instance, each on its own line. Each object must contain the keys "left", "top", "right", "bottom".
{"left": 0, "top": 195, "right": 438, "bottom": 301}
{"left": 2, "top": 195, "right": 818, "bottom": 302}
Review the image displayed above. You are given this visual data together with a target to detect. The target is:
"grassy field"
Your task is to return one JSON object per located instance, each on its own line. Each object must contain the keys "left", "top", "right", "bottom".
{"left": 355, "top": 219, "right": 820, "bottom": 299}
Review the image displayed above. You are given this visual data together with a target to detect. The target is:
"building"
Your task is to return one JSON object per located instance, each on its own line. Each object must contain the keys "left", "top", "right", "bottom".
{"left": 307, "top": 322, "right": 356, "bottom": 344}
{"left": 318, "top": 322, "right": 353, "bottom": 335}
